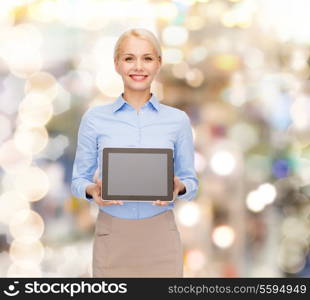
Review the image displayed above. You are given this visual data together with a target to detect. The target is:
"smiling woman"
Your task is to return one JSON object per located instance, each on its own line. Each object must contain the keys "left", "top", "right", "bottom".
{"left": 113, "top": 29, "right": 162, "bottom": 110}
{"left": 71, "top": 28, "right": 199, "bottom": 278}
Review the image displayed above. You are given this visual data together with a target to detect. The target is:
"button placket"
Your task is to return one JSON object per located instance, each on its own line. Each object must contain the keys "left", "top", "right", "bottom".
{"left": 137, "top": 110, "right": 142, "bottom": 145}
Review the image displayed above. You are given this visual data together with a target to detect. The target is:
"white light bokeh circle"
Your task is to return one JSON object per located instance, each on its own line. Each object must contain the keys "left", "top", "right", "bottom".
{"left": 8, "top": 50, "right": 43, "bottom": 78}
{"left": 162, "top": 25, "right": 188, "bottom": 46}
{"left": 96, "top": 70, "right": 122, "bottom": 98}
{"left": 9, "top": 209, "right": 45, "bottom": 240}
{"left": 186, "top": 249, "right": 206, "bottom": 271}
{"left": 0, "top": 24, "right": 43, "bottom": 78}
{"left": 162, "top": 48, "right": 184, "bottom": 64}
{"left": 246, "top": 183, "right": 276, "bottom": 213}
{"left": 281, "top": 217, "right": 309, "bottom": 240}
{"left": 277, "top": 241, "right": 306, "bottom": 274}
{"left": 290, "top": 95, "right": 310, "bottom": 130}
{"left": 13, "top": 166, "right": 49, "bottom": 202}
{"left": 0, "top": 139, "right": 32, "bottom": 174}
{"left": 210, "top": 151, "right": 236, "bottom": 175}
{"left": 18, "top": 92, "right": 54, "bottom": 127}
{"left": 185, "top": 68, "right": 204, "bottom": 87}
{"left": 246, "top": 190, "right": 265, "bottom": 213}
{"left": 212, "top": 225, "right": 235, "bottom": 248}
{"left": 14, "top": 126, "right": 49, "bottom": 155}
{"left": 156, "top": 2, "right": 178, "bottom": 20}
{"left": 0, "top": 23, "right": 43, "bottom": 58}
{"left": 0, "top": 191, "right": 29, "bottom": 225}
{"left": 257, "top": 183, "right": 276, "bottom": 205}
{"left": 9, "top": 237, "right": 45, "bottom": 265}
{"left": 25, "top": 72, "right": 59, "bottom": 101}
{"left": 177, "top": 202, "right": 200, "bottom": 227}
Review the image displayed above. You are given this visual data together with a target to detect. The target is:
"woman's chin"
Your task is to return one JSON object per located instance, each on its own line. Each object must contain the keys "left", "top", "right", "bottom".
{"left": 125, "top": 84, "right": 151, "bottom": 92}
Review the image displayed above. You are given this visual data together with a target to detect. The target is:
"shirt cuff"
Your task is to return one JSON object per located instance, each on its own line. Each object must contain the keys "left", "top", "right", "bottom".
{"left": 176, "top": 180, "right": 193, "bottom": 201}
{"left": 80, "top": 180, "right": 95, "bottom": 202}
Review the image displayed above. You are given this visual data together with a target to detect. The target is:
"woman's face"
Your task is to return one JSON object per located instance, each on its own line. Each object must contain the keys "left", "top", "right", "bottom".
{"left": 114, "top": 36, "right": 161, "bottom": 92}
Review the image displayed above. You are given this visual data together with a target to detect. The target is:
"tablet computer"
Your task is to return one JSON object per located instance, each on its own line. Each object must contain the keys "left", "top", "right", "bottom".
{"left": 102, "top": 147, "right": 174, "bottom": 202}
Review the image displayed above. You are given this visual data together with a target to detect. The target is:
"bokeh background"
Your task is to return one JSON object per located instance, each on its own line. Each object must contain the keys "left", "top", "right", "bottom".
{"left": 0, "top": 0, "right": 310, "bottom": 277}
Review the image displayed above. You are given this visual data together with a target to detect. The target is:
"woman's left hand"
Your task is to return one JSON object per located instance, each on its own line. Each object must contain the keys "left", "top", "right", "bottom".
{"left": 152, "top": 176, "right": 186, "bottom": 206}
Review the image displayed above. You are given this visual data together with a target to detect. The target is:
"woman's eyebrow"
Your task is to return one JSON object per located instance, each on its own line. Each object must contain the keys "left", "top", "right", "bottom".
{"left": 122, "top": 53, "right": 155, "bottom": 56}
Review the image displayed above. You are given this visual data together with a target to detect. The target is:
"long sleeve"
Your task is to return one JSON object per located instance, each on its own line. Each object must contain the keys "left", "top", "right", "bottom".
{"left": 174, "top": 112, "right": 199, "bottom": 201}
{"left": 71, "top": 109, "right": 98, "bottom": 202}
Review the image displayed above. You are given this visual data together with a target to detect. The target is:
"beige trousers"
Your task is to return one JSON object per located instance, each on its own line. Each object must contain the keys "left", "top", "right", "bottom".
{"left": 92, "top": 209, "right": 183, "bottom": 277}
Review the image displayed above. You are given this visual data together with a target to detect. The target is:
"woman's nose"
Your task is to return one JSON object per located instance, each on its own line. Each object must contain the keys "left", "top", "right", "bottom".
{"left": 134, "top": 59, "right": 143, "bottom": 70}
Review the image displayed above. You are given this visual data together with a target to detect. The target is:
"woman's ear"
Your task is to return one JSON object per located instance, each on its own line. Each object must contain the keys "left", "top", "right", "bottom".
{"left": 114, "top": 59, "right": 119, "bottom": 74}
{"left": 156, "top": 58, "right": 162, "bottom": 74}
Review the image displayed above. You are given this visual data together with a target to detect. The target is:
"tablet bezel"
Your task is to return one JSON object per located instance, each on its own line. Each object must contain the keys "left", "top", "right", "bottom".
{"left": 102, "top": 147, "right": 174, "bottom": 202}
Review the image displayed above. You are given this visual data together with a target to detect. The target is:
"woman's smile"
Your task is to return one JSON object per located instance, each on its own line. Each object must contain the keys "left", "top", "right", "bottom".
{"left": 129, "top": 74, "right": 148, "bottom": 81}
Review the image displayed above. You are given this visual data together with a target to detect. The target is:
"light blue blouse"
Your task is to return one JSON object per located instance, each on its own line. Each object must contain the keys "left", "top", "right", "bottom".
{"left": 71, "top": 93, "right": 199, "bottom": 219}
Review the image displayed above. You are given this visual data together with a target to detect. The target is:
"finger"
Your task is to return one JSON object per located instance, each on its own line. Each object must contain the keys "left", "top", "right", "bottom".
{"left": 97, "top": 200, "right": 123, "bottom": 206}
{"left": 107, "top": 200, "right": 117, "bottom": 206}
{"left": 174, "top": 177, "right": 180, "bottom": 191}
{"left": 153, "top": 200, "right": 169, "bottom": 206}
{"left": 113, "top": 200, "right": 123, "bottom": 205}
{"left": 173, "top": 185, "right": 178, "bottom": 193}
{"left": 173, "top": 183, "right": 179, "bottom": 196}
{"left": 104, "top": 200, "right": 118, "bottom": 206}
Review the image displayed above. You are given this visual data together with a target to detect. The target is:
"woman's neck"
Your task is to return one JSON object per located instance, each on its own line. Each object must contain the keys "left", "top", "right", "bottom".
{"left": 122, "top": 89, "right": 152, "bottom": 111}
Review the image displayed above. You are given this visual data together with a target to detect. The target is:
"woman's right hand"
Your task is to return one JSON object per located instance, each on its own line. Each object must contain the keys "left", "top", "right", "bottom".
{"left": 86, "top": 179, "right": 123, "bottom": 207}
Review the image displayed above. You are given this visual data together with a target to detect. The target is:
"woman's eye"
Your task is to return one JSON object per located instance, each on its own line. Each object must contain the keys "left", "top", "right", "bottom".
{"left": 124, "top": 56, "right": 153, "bottom": 62}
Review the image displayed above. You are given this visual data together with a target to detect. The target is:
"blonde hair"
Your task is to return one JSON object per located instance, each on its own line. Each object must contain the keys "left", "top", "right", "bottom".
{"left": 114, "top": 28, "right": 162, "bottom": 62}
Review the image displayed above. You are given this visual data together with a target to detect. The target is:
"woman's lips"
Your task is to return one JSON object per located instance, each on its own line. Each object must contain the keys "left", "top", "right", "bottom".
{"left": 129, "top": 75, "right": 148, "bottom": 82}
